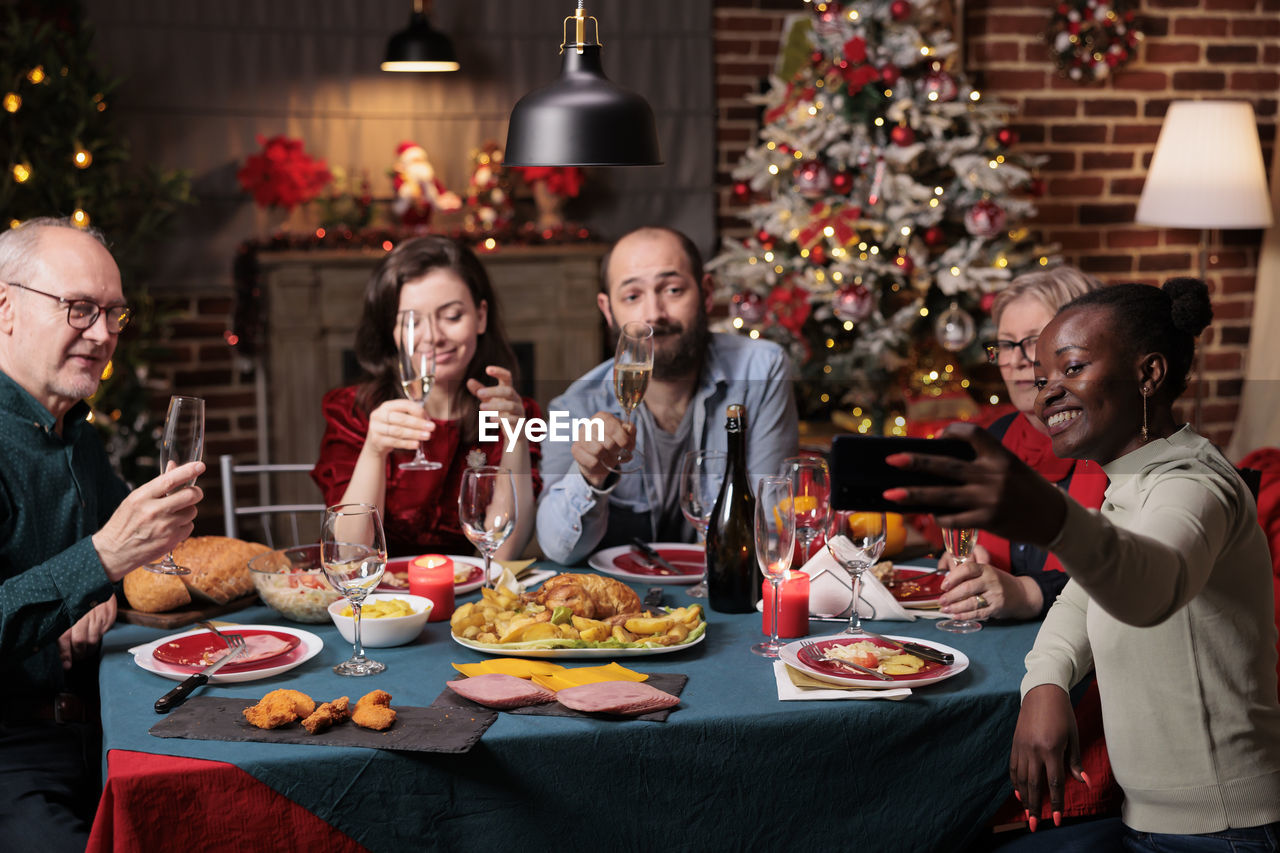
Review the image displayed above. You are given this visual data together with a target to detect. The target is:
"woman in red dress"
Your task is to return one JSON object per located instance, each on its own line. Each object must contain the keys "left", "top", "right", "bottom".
{"left": 312, "top": 237, "right": 540, "bottom": 557}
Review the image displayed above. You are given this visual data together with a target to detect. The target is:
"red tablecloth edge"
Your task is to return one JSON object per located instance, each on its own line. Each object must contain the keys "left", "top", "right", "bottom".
{"left": 88, "top": 749, "right": 369, "bottom": 853}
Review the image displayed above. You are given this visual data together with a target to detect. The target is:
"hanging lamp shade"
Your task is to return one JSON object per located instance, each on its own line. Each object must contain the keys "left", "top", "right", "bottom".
{"left": 381, "top": 1, "right": 460, "bottom": 73}
{"left": 504, "top": 4, "right": 661, "bottom": 167}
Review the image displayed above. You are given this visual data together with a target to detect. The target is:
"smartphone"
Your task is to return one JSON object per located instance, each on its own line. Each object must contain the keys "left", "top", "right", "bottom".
{"left": 828, "top": 434, "right": 976, "bottom": 514}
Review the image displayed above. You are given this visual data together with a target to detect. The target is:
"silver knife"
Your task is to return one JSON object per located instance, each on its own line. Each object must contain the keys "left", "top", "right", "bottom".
{"left": 854, "top": 628, "right": 955, "bottom": 665}
{"left": 823, "top": 657, "right": 895, "bottom": 682}
{"left": 154, "top": 642, "right": 248, "bottom": 714}
{"left": 630, "top": 538, "right": 679, "bottom": 575}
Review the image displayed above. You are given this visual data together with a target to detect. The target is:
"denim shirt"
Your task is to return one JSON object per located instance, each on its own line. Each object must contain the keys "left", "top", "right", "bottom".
{"left": 535, "top": 333, "right": 799, "bottom": 565}
{"left": 0, "top": 370, "right": 125, "bottom": 692}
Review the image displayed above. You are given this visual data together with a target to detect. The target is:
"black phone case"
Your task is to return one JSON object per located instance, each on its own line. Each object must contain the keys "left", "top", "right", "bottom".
{"left": 828, "top": 435, "right": 976, "bottom": 514}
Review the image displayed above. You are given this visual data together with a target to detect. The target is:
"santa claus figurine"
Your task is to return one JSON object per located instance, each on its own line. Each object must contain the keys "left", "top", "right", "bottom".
{"left": 391, "top": 141, "right": 461, "bottom": 227}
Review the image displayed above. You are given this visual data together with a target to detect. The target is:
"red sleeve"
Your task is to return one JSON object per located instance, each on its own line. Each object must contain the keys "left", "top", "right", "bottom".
{"left": 311, "top": 386, "right": 370, "bottom": 507}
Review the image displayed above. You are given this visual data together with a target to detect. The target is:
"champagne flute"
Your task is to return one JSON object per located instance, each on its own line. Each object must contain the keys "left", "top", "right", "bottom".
{"left": 607, "top": 321, "right": 653, "bottom": 474}
{"left": 780, "top": 456, "right": 830, "bottom": 566}
{"left": 825, "top": 511, "right": 887, "bottom": 635}
{"left": 458, "top": 466, "right": 517, "bottom": 591}
{"left": 321, "top": 503, "right": 388, "bottom": 676}
{"left": 397, "top": 309, "right": 442, "bottom": 471}
{"left": 751, "top": 476, "right": 795, "bottom": 658}
{"left": 678, "top": 449, "right": 727, "bottom": 599}
{"left": 145, "top": 395, "right": 205, "bottom": 575}
{"left": 936, "top": 525, "right": 982, "bottom": 634}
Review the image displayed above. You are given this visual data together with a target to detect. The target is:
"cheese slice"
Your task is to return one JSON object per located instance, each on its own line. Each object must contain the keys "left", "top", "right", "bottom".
{"left": 450, "top": 658, "right": 567, "bottom": 679}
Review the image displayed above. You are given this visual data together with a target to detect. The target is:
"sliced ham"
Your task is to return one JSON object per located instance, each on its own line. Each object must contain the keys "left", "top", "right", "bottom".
{"left": 446, "top": 674, "right": 557, "bottom": 709}
{"left": 203, "top": 634, "right": 294, "bottom": 665}
{"left": 554, "top": 680, "right": 679, "bottom": 716}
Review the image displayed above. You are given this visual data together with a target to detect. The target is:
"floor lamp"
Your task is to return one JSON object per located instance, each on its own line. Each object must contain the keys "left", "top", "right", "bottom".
{"left": 1135, "top": 100, "right": 1273, "bottom": 431}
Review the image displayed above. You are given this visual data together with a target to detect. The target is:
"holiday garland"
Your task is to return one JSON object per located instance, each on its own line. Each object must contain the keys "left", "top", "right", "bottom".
{"left": 1046, "top": 0, "right": 1143, "bottom": 83}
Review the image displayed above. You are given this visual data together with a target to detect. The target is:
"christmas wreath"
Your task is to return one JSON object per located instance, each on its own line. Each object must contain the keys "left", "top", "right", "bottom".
{"left": 1046, "top": 0, "right": 1142, "bottom": 83}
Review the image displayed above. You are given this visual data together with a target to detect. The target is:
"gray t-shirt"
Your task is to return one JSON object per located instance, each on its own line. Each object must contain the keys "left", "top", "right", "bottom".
{"left": 636, "top": 402, "right": 696, "bottom": 541}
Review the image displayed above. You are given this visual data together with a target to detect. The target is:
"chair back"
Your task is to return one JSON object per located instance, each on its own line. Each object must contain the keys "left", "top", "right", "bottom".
{"left": 219, "top": 454, "right": 324, "bottom": 549}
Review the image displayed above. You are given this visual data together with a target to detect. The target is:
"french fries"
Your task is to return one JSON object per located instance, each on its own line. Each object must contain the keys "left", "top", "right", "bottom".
{"left": 449, "top": 588, "right": 705, "bottom": 649}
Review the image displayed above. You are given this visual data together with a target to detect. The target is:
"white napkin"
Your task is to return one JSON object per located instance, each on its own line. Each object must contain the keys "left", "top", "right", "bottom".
{"left": 773, "top": 661, "right": 912, "bottom": 701}
{"left": 800, "top": 541, "right": 921, "bottom": 621}
{"left": 491, "top": 565, "right": 556, "bottom": 595}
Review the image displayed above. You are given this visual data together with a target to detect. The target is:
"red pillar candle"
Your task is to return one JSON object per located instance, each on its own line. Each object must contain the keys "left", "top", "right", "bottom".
{"left": 410, "top": 554, "right": 455, "bottom": 622}
{"left": 762, "top": 572, "right": 810, "bottom": 639}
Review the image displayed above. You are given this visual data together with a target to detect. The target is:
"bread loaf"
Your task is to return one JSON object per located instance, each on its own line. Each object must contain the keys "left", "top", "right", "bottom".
{"left": 175, "top": 536, "right": 272, "bottom": 604}
{"left": 122, "top": 567, "right": 192, "bottom": 613}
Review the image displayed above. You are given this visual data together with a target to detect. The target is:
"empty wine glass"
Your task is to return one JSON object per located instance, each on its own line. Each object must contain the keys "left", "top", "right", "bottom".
{"left": 397, "top": 308, "right": 441, "bottom": 471}
{"left": 145, "top": 395, "right": 205, "bottom": 575}
{"left": 321, "top": 503, "right": 388, "bottom": 676}
{"left": 826, "top": 511, "right": 887, "bottom": 635}
{"left": 936, "top": 525, "right": 982, "bottom": 634}
{"left": 678, "top": 449, "right": 727, "bottom": 599}
{"left": 607, "top": 321, "right": 653, "bottom": 474}
{"left": 458, "top": 466, "right": 517, "bottom": 591}
{"left": 780, "top": 455, "right": 830, "bottom": 566}
{"left": 752, "top": 476, "right": 795, "bottom": 658}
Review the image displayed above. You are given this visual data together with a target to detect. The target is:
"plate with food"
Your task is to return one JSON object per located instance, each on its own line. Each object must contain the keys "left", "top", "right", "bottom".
{"left": 779, "top": 634, "right": 968, "bottom": 689}
{"left": 130, "top": 624, "right": 323, "bottom": 683}
{"left": 878, "top": 563, "right": 946, "bottom": 608}
{"left": 151, "top": 628, "right": 301, "bottom": 672}
{"left": 587, "top": 543, "right": 705, "bottom": 584}
{"left": 378, "top": 555, "right": 487, "bottom": 594}
{"left": 450, "top": 572, "right": 707, "bottom": 659}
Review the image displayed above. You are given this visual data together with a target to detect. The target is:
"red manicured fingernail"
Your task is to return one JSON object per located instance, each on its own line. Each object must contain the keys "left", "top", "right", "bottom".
{"left": 1014, "top": 790, "right": 1021, "bottom": 802}
{"left": 1053, "top": 811, "right": 1062, "bottom": 827}
{"left": 884, "top": 453, "right": 910, "bottom": 467}
{"left": 882, "top": 488, "right": 909, "bottom": 502}
{"left": 1029, "top": 816, "right": 1038, "bottom": 833}
{"left": 1080, "top": 771, "right": 1092, "bottom": 788}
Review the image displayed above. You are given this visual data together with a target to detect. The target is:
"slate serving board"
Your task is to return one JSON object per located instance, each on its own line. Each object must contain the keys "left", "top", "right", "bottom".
{"left": 150, "top": 696, "right": 497, "bottom": 753}
{"left": 432, "top": 673, "right": 688, "bottom": 723}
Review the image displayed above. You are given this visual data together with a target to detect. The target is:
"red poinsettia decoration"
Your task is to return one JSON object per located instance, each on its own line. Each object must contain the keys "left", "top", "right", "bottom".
{"left": 766, "top": 283, "right": 811, "bottom": 338}
{"left": 514, "top": 166, "right": 584, "bottom": 198}
{"left": 237, "top": 134, "right": 333, "bottom": 211}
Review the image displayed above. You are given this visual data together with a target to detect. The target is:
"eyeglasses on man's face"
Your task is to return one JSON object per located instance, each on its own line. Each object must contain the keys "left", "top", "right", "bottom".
{"left": 5, "top": 281, "right": 131, "bottom": 334}
{"left": 983, "top": 335, "right": 1039, "bottom": 365}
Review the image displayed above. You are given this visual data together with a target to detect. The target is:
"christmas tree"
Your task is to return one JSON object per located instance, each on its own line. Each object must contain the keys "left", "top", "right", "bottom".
{"left": 712, "top": 0, "right": 1054, "bottom": 431}
{"left": 2, "top": 0, "right": 190, "bottom": 483}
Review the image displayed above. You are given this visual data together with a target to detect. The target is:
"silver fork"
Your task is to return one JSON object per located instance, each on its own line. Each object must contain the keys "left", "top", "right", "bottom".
{"left": 155, "top": 626, "right": 247, "bottom": 713}
{"left": 197, "top": 620, "right": 245, "bottom": 653}
{"left": 799, "top": 639, "right": 894, "bottom": 681}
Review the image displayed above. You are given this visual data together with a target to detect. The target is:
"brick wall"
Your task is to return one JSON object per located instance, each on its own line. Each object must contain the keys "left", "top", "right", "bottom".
{"left": 713, "top": 0, "right": 1280, "bottom": 449}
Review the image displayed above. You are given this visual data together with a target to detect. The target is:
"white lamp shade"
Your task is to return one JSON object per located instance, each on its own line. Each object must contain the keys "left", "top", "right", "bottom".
{"left": 1135, "top": 100, "right": 1274, "bottom": 229}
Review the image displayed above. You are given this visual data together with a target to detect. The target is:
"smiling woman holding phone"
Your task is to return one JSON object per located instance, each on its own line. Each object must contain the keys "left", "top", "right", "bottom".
{"left": 887, "top": 278, "right": 1280, "bottom": 851}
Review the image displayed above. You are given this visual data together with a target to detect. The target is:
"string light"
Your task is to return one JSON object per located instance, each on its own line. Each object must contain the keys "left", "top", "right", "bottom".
{"left": 71, "top": 209, "right": 90, "bottom": 228}
{"left": 12, "top": 163, "right": 31, "bottom": 183}
{"left": 919, "top": 307, "right": 929, "bottom": 317}
{"left": 2, "top": 93, "right": 20, "bottom": 113}
{"left": 27, "top": 65, "right": 46, "bottom": 84}
{"left": 748, "top": 329, "right": 761, "bottom": 340}
{"left": 732, "top": 317, "right": 745, "bottom": 329}
{"left": 970, "top": 90, "right": 982, "bottom": 101}
{"left": 843, "top": 320, "right": 854, "bottom": 331}
{"left": 73, "top": 148, "right": 92, "bottom": 168}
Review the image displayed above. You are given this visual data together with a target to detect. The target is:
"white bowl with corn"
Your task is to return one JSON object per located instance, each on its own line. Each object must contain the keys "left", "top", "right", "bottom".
{"left": 327, "top": 593, "right": 433, "bottom": 647}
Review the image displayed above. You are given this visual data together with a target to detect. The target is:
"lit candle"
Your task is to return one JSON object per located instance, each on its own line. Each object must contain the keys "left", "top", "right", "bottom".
{"left": 762, "top": 572, "right": 810, "bottom": 639}
{"left": 410, "top": 554, "right": 455, "bottom": 622}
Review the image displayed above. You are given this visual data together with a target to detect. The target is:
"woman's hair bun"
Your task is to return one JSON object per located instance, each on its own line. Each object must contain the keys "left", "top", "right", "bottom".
{"left": 1162, "top": 277, "right": 1213, "bottom": 337}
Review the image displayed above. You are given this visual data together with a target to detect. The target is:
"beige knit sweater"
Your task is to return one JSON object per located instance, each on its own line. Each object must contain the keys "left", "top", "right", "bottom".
{"left": 1023, "top": 427, "right": 1280, "bottom": 833}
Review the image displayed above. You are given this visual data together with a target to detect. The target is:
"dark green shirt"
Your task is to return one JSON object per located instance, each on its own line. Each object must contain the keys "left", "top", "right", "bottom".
{"left": 0, "top": 370, "right": 127, "bottom": 694}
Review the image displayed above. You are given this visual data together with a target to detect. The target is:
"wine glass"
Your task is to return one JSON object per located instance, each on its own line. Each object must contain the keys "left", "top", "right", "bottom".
{"left": 458, "top": 466, "right": 517, "bottom": 591}
{"left": 780, "top": 455, "right": 830, "bottom": 566}
{"left": 752, "top": 476, "right": 795, "bottom": 658}
{"left": 825, "top": 511, "right": 887, "bottom": 635}
{"left": 607, "top": 321, "right": 653, "bottom": 474}
{"left": 397, "top": 309, "right": 442, "bottom": 471}
{"left": 936, "top": 525, "right": 982, "bottom": 634}
{"left": 145, "top": 395, "right": 205, "bottom": 575}
{"left": 321, "top": 503, "right": 388, "bottom": 676}
{"left": 678, "top": 449, "right": 727, "bottom": 599}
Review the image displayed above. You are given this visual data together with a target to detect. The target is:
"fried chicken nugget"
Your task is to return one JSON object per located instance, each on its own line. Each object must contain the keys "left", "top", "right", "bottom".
{"left": 301, "top": 697, "right": 351, "bottom": 735}
{"left": 242, "top": 689, "right": 316, "bottom": 729}
{"left": 352, "top": 689, "right": 396, "bottom": 731}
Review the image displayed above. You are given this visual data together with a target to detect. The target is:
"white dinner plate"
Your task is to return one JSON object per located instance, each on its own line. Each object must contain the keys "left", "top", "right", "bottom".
{"left": 379, "top": 554, "right": 488, "bottom": 594}
{"left": 451, "top": 629, "right": 705, "bottom": 659}
{"left": 129, "top": 624, "right": 323, "bottom": 683}
{"left": 587, "top": 542, "right": 706, "bottom": 584}
{"left": 778, "top": 634, "right": 969, "bottom": 689}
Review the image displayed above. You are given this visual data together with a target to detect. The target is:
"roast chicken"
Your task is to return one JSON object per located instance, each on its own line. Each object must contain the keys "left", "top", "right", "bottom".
{"left": 522, "top": 573, "right": 641, "bottom": 619}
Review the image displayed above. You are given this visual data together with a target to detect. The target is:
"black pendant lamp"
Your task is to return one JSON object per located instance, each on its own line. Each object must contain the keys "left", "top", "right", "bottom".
{"left": 504, "top": 2, "right": 662, "bottom": 167}
{"left": 381, "top": 0, "right": 460, "bottom": 73}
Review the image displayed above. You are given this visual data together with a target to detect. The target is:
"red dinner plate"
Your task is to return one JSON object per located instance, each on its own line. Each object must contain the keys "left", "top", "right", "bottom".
{"left": 611, "top": 547, "right": 704, "bottom": 577}
{"left": 796, "top": 636, "right": 951, "bottom": 682}
{"left": 151, "top": 629, "right": 301, "bottom": 673}
{"left": 887, "top": 567, "right": 945, "bottom": 605}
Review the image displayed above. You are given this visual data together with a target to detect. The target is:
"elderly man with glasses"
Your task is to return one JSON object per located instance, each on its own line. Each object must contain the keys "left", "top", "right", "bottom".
{"left": 0, "top": 217, "right": 206, "bottom": 851}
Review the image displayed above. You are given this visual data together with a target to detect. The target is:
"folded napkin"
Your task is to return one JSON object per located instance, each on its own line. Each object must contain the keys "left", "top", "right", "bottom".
{"left": 491, "top": 563, "right": 556, "bottom": 594}
{"left": 800, "top": 541, "right": 919, "bottom": 622}
{"left": 773, "top": 661, "right": 911, "bottom": 701}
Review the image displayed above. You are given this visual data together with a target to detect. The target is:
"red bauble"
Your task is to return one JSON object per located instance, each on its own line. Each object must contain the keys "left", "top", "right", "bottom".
{"left": 757, "top": 229, "right": 772, "bottom": 244}
{"left": 890, "top": 0, "right": 912, "bottom": 21}
{"left": 893, "top": 253, "right": 915, "bottom": 275}
{"left": 794, "top": 160, "right": 832, "bottom": 198}
{"left": 1029, "top": 177, "right": 1046, "bottom": 197}
{"left": 808, "top": 244, "right": 827, "bottom": 265}
{"left": 777, "top": 144, "right": 792, "bottom": 155}
{"left": 923, "top": 226, "right": 945, "bottom": 247}
{"left": 734, "top": 181, "right": 750, "bottom": 198}
{"left": 996, "top": 127, "right": 1018, "bottom": 147}
{"left": 811, "top": 50, "right": 825, "bottom": 65}
{"left": 964, "top": 199, "right": 1007, "bottom": 238}
{"left": 880, "top": 64, "right": 901, "bottom": 87}
{"left": 923, "top": 70, "right": 958, "bottom": 102}
{"left": 832, "top": 285, "right": 874, "bottom": 323}
{"left": 730, "top": 291, "right": 767, "bottom": 326}
{"left": 831, "top": 171, "right": 853, "bottom": 193}
{"left": 890, "top": 124, "right": 916, "bottom": 146}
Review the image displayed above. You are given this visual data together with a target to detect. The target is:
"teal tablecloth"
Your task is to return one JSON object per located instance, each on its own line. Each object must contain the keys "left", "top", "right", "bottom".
{"left": 99, "top": 570, "right": 1040, "bottom": 852}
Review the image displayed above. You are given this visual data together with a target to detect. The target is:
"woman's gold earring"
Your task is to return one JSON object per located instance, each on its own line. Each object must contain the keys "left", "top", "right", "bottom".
{"left": 1141, "top": 388, "right": 1149, "bottom": 443}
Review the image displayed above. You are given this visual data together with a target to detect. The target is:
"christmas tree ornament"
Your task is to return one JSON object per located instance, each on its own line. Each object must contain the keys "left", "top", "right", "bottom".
{"left": 756, "top": 228, "right": 773, "bottom": 245}
{"left": 890, "top": 124, "right": 916, "bottom": 147}
{"left": 833, "top": 284, "right": 874, "bottom": 322}
{"left": 1046, "top": 0, "right": 1143, "bottom": 83}
{"left": 923, "top": 226, "right": 945, "bottom": 247}
{"left": 893, "top": 252, "right": 915, "bottom": 275}
{"left": 733, "top": 181, "right": 750, "bottom": 198}
{"left": 808, "top": 244, "right": 827, "bottom": 265}
{"left": 730, "top": 290, "right": 768, "bottom": 326}
{"left": 964, "top": 199, "right": 1007, "bottom": 238}
{"left": 880, "top": 64, "right": 901, "bottom": 87}
{"left": 923, "top": 69, "right": 958, "bottom": 102}
{"left": 996, "top": 127, "right": 1018, "bottom": 147}
{"left": 831, "top": 171, "right": 853, "bottom": 194}
{"left": 935, "top": 301, "right": 976, "bottom": 351}
{"left": 794, "top": 160, "right": 832, "bottom": 197}
{"left": 890, "top": 0, "right": 913, "bottom": 21}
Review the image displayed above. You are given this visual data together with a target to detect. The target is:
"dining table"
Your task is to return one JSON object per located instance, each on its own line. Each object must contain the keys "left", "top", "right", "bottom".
{"left": 88, "top": 560, "right": 1042, "bottom": 853}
